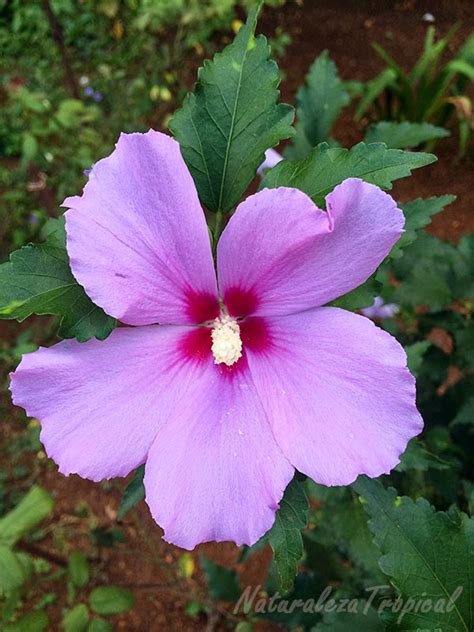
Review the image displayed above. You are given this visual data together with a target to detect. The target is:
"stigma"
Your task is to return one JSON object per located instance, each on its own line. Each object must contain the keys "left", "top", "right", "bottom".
{"left": 211, "top": 315, "right": 242, "bottom": 366}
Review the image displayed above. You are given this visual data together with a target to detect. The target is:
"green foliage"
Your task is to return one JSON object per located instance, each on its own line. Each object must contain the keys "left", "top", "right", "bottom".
{"left": 117, "top": 466, "right": 145, "bottom": 521}
{"left": 355, "top": 477, "right": 474, "bottom": 631}
{"left": 4, "top": 611, "right": 49, "bottom": 632}
{"left": 0, "top": 219, "right": 115, "bottom": 342}
{"left": 89, "top": 586, "right": 134, "bottom": 615}
{"left": 170, "top": 3, "right": 294, "bottom": 213}
{"left": 266, "top": 478, "right": 309, "bottom": 593}
{"left": 63, "top": 604, "right": 89, "bottom": 632}
{"left": 364, "top": 121, "right": 449, "bottom": 148}
{"left": 392, "top": 233, "right": 473, "bottom": 310}
{"left": 0, "top": 486, "right": 53, "bottom": 547}
{"left": 391, "top": 195, "right": 456, "bottom": 258}
{"left": 261, "top": 142, "right": 436, "bottom": 207}
{"left": 357, "top": 27, "right": 474, "bottom": 154}
{"left": 68, "top": 552, "right": 90, "bottom": 589}
{"left": 200, "top": 556, "right": 241, "bottom": 601}
{"left": 293, "top": 50, "right": 349, "bottom": 148}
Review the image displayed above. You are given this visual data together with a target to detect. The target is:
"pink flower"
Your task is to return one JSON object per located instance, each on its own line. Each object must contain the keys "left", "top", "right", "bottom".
{"left": 10, "top": 131, "right": 423, "bottom": 550}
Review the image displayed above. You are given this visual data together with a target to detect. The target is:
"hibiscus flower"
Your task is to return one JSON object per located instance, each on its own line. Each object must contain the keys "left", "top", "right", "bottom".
{"left": 10, "top": 130, "right": 423, "bottom": 550}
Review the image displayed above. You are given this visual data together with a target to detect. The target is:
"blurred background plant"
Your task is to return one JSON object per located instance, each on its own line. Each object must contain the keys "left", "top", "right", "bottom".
{"left": 1, "top": 1, "right": 473, "bottom": 630}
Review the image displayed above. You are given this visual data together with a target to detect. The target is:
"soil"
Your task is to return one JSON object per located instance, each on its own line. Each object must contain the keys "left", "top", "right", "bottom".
{"left": 1, "top": 1, "right": 473, "bottom": 631}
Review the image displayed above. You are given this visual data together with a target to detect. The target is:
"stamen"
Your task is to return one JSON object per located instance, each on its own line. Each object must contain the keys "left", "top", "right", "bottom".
{"left": 211, "top": 315, "right": 243, "bottom": 366}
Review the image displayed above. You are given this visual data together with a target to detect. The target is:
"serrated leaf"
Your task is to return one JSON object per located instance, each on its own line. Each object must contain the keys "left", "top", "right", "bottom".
{"left": 0, "top": 486, "right": 53, "bottom": 547}
{"left": 266, "top": 478, "right": 309, "bottom": 593}
{"left": 261, "top": 142, "right": 436, "bottom": 207}
{"left": 200, "top": 555, "right": 241, "bottom": 602}
{"left": 365, "top": 121, "right": 449, "bottom": 148}
{"left": 117, "top": 465, "right": 145, "bottom": 521}
{"left": 296, "top": 50, "right": 349, "bottom": 146}
{"left": 170, "top": 3, "right": 294, "bottom": 212}
{"left": 89, "top": 586, "right": 134, "bottom": 615}
{"left": 0, "top": 221, "right": 115, "bottom": 342}
{"left": 330, "top": 275, "right": 381, "bottom": 311}
{"left": 390, "top": 195, "right": 456, "bottom": 258}
{"left": 354, "top": 477, "right": 474, "bottom": 632}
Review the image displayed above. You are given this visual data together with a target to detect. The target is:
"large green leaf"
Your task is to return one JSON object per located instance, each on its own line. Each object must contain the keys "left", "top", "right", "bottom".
{"left": 0, "top": 219, "right": 115, "bottom": 342}
{"left": 296, "top": 50, "right": 349, "bottom": 146}
{"left": 365, "top": 121, "right": 449, "bottom": 148}
{"left": 354, "top": 477, "right": 474, "bottom": 632}
{"left": 261, "top": 142, "right": 436, "bottom": 207}
{"left": 170, "top": 3, "right": 294, "bottom": 213}
{"left": 0, "top": 486, "right": 53, "bottom": 547}
{"left": 266, "top": 478, "right": 309, "bottom": 594}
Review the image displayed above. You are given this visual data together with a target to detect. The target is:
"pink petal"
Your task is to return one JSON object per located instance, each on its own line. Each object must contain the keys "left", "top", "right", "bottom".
{"left": 246, "top": 308, "right": 423, "bottom": 485}
{"left": 64, "top": 130, "right": 218, "bottom": 326}
{"left": 217, "top": 179, "right": 404, "bottom": 318}
{"left": 144, "top": 354, "right": 294, "bottom": 550}
{"left": 10, "top": 325, "right": 199, "bottom": 481}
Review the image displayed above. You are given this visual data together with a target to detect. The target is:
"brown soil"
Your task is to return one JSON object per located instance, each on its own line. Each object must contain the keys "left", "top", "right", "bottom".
{"left": 2, "top": 1, "right": 473, "bottom": 631}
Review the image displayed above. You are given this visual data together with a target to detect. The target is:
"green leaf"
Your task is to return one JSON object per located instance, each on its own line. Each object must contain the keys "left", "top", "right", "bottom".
{"left": 404, "top": 340, "right": 431, "bottom": 376}
{"left": 365, "top": 121, "right": 449, "bottom": 148}
{"left": 396, "top": 438, "right": 449, "bottom": 472}
{"left": 354, "top": 67, "right": 397, "bottom": 120}
{"left": 354, "top": 477, "right": 474, "bottom": 632}
{"left": 261, "top": 142, "right": 436, "bottom": 207}
{"left": 68, "top": 551, "right": 90, "bottom": 588}
{"left": 170, "top": 3, "right": 294, "bottom": 212}
{"left": 63, "top": 604, "right": 90, "bottom": 632}
{"left": 0, "top": 545, "right": 32, "bottom": 592}
{"left": 4, "top": 611, "right": 49, "bottom": 632}
{"left": 329, "top": 275, "right": 380, "bottom": 311}
{"left": 200, "top": 555, "right": 241, "bottom": 602}
{"left": 296, "top": 50, "right": 349, "bottom": 146}
{"left": 89, "top": 586, "right": 134, "bottom": 615}
{"left": 266, "top": 478, "right": 309, "bottom": 593}
{"left": 391, "top": 195, "right": 456, "bottom": 259}
{"left": 451, "top": 397, "right": 474, "bottom": 429}
{"left": 312, "top": 603, "right": 385, "bottom": 631}
{"left": 117, "top": 465, "right": 145, "bottom": 521}
{"left": 87, "top": 620, "right": 114, "bottom": 632}
{"left": 0, "top": 220, "right": 115, "bottom": 342}
{"left": 0, "top": 486, "right": 53, "bottom": 547}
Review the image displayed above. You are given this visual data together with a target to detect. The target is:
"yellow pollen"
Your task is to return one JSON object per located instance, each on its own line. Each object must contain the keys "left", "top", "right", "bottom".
{"left": 211, "top": 315, "right": 242, "bottom": 366}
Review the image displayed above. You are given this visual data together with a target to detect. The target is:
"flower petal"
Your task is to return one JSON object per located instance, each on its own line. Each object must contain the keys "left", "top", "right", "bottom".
{"left": 64, "top": 130, "right": 218, "bottom": 326}
{"left": 217, "top": 179, "right": 404, "bottom": 317}
{"left": 246, "top": 308, "right": 423, "bottom": 485}
{"left": 144, "top": 355, "right": 294, "bottom": 550}
{"left": 10, "top": 325, "right": 198, "bottom": 481}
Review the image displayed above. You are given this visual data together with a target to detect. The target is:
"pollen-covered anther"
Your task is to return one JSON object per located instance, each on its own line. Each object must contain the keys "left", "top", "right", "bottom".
{"left": 211, "top": 315, "right": 243, "bottom": 366}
